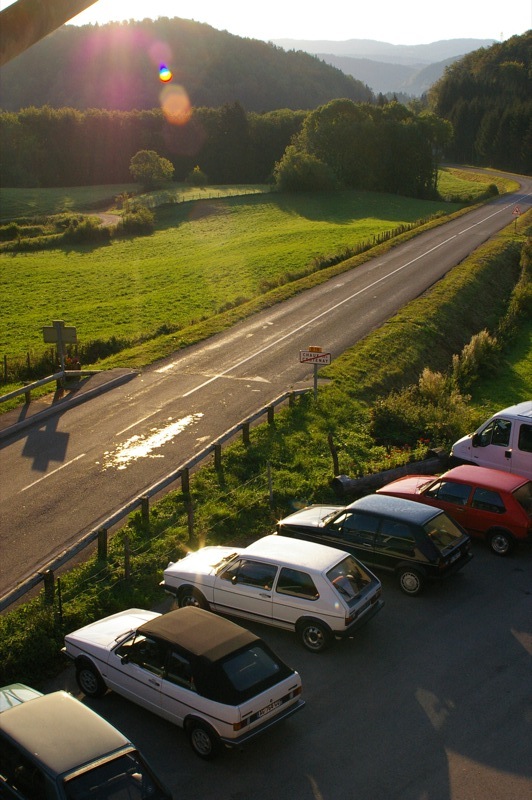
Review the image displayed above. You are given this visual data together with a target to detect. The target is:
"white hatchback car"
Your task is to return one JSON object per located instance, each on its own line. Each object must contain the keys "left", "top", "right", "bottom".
{"left": 64, "top": 606, "right": 304, "bottom": 760}
{"left": 161, "top": 534, "right": 384, "bottom": 653}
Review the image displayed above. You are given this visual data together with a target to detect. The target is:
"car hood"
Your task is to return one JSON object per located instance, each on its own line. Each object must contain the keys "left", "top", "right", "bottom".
{"left": 65, "top": 608, "right": 158, "bottom": 653}
{"left": 378, "top": 475, "right": 436, "bottom": 495}
{"left": 164, "top": 545, "right": 243, "bottom": 579}
{"left": 278, "top": 505, "right": 342, "bottom": 528}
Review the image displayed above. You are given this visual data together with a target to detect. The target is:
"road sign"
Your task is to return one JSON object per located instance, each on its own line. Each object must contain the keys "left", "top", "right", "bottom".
{"left": 300, "top": 350, "right": 332, "bottom": 365}
{"left": 513, "top": 206, "right": 521, "bottom": 215}
{"left": 43, "top": 320, "right": 78, "bottom": 344}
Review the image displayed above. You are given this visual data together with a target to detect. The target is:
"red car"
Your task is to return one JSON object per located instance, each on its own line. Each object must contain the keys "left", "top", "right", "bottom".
{"left": 377, "top": 465, "right": 532, "bottom": 556}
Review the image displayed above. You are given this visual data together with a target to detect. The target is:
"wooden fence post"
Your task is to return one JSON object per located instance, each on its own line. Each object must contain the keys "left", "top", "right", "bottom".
{"left": 267, "top": 405, "right": 274, "bottom": 425}
{"left": 124, "top": 536, "right": 130, "bottom": 580}
{"left": 214, "top": 443, "right": 222, "bottom": 470}
{"left": 242, "top": 421, "right": 250, "bottom": 445}
{"left": 181, "top": 467, "right": 190, "bottom": 495}
{"left": 43, "top": 569, "right": 54, "bottom": 605}
{"left": 97, "top": 527, "right": 108, "bottom": 561}
{"left": 187, "top": 498, "right": 194, "bottom": 544}
{"left": 141, "top": 495, "right": 149, "bottom": 526}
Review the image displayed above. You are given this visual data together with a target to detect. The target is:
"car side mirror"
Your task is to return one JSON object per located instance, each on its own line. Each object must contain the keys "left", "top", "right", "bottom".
{"left": 471, "top": 433, "right": 479, "bottom": 447}
{"left": 121, "top": 654, "right": 130, "bottom": 665}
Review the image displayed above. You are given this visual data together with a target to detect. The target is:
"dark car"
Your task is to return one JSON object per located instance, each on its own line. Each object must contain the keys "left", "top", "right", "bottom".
{"left": 0, "top": 687, "right": 172, "bottom": 799}
{"left": 377, "top": 464, "right": 532, "bottom": 556}
{"left": 277, "top": 494, "right": 473, "bottom": 596}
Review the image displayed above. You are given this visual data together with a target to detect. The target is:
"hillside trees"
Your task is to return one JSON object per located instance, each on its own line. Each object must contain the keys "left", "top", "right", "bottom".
{"left": 0, "top": 104, "right": 306, "bottom": 187}
{"left": 0, "top": 17, "right": 373, "bottom": 114}
{"left": 276, "top": 100, "right": 451, "bottom": 196}
{"left": 429, "top": 32, "right": 532, "bottom": 173}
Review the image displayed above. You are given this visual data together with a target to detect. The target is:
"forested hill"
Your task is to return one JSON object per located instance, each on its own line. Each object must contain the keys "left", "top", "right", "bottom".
{"left": 0, "top": 17, "right": 373, "bottom": 113}
{"left": 429, "top": 31, "right": 532, "bottom": 174}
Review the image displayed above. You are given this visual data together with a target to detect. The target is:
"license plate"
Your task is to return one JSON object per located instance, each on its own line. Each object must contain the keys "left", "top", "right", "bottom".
{"left": 257, "top": 699, "right": 282, "bottom": 718}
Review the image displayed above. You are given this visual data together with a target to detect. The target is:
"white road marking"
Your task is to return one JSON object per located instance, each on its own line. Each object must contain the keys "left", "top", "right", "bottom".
{"left": 21, "top": 453, "right": 86, "bottom": 492}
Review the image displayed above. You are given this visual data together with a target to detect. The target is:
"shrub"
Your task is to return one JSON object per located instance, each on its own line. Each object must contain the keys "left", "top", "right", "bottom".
{"left": 63, "top": 217, "right": 111, "bottom": 244}
{"left": 370, "top": 367, "right": 473, "bottom": 448}
{"left": 116, "top": 206, "right": 155, "bottom": 236}
{"left": 451, "top": 329, "right": 499, "bottom": 391}
{"left": 185, "top": 165, "right": 208, "bottom": 186}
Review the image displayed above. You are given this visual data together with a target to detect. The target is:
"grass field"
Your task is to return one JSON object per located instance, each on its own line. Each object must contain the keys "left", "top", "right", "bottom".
{"left": 0, "top": 169, "right": 517, "bottom": 375}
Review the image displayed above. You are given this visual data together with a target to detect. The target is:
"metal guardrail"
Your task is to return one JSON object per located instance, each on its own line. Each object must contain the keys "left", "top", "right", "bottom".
{"left": 0, "top": 387, "right": 311, "bottom": 612}
{"left": 0, "top": 370, "right": 101, "bottom": 405}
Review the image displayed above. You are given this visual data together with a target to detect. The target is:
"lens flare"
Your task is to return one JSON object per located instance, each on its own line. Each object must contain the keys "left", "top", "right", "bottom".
{"left": 160, "top": 84, "right": 192, "bottom": 126}
{"left": 159, "top": 65, "right": 173, "bottom": 82}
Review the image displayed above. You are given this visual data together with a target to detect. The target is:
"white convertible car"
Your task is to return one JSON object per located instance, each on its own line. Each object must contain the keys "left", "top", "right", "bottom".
{"left": 64, "top": 606, "right": 304, "bottom": 759}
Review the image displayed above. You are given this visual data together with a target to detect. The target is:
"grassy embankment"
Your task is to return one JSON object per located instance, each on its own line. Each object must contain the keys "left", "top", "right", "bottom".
{"left": 0, "top": 173, "right": 530, "bottom": 687}
{"left": 0, "top": 168, "right": 516, "bottom": 406}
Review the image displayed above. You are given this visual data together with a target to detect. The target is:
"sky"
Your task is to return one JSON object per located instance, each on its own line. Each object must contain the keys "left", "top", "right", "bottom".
{"left": 1, "top": 0, "right": 531, "bottom": 45}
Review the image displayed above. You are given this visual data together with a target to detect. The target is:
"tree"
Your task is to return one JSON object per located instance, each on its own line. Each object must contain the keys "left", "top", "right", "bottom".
{"left": 185, "top": 165, "right": 208, "bottom": 186}
{"left": 273, "top": 145, "right": 337, "bottom": 191}
{"left": 129, "top": 149, "right": 174, "bottom": 189}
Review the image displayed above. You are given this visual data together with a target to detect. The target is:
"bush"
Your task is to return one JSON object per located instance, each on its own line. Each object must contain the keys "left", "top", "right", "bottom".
{"left": 63, "top": 217, "right": 111, "bottom": 244}
{"left": 185, "top": 166, "right": 208, "bottom": 186}
{"left": 116, "top": 206, "right": 155, "bottom": 236}
{"left": 370, "top": 367, "right": 473, "bottom": 448}
{"left": 451, "top": 329, "right": 499, "bottom": 390}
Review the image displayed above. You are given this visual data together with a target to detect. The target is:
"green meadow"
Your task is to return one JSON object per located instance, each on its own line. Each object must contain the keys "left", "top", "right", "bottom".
{"left": 0, "top": 169, "right": 515, "bottom": 373}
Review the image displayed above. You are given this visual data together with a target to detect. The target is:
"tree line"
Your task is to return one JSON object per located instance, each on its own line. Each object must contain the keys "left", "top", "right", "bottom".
{"left": 0, "top": 104, "right": 306, "bottom": 187}
{"left": 0, "top": 100, "right": 451, "bottom": 198}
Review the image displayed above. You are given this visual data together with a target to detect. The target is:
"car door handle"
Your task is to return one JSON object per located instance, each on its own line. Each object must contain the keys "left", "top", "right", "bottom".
{"left": 148, "top": 678, "right": 160, "bottom": 686}
{"left": 259, "top": 593, "right": 271, "bottom": 598}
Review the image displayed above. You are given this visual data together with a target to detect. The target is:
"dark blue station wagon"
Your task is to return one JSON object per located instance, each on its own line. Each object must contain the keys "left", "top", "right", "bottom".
{"left": 277, "top": 494, "right": 473, "bottom": 596}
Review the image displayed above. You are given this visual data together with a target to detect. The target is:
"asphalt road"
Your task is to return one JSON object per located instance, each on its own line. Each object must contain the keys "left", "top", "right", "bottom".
{"left": 47, "top": 542, "right": 532, "bottom": 800}
{"left": 1, "top": 177, "right": 531, "bottom": 601}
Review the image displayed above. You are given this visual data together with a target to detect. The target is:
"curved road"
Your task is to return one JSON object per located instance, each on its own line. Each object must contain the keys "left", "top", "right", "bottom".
{"left": 1, "top": 177, "right": 531, "bottom": 599}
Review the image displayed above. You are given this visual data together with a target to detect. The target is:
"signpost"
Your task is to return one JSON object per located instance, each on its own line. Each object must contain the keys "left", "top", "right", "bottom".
{"left": 43, "top": 320, "right": 77, "bottom": 373}
{"left": 300, "top": 346, "right": 332, "bottom": 400}
{"left": 513, "top": 205, "right": 521, "bottom": 231}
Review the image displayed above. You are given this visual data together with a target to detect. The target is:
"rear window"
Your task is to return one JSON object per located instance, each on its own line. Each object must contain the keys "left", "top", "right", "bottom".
{"left": 219, "top": 644, "right": 291, "bottom": 702}
{"left": 327, "top": 555, "right": 373, "bottom": 601}
{"left": 64, "top": 751, "right": 167, "bottom": 799}
{"left": 513, "top": 481, "right": 532, "bottom": 514}
{"left": 423, "top": 512, "right": 466, "bottom": 551}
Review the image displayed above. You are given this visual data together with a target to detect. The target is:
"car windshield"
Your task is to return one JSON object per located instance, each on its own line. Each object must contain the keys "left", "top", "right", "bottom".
{"left": 513, "top": 481, "right": 532, "bottom": 514}
{"left": 64, "top": 752, "right": 167, "bottom": 799}
{"left": 327, "top": 556, "right": 373, "bottom": 601}
{"left": 321, "top": 509, "right": 342, "bottom": 525}
{"left": 423, "top": 512, "right": 465, "bottom": 551}
{"left": 213, "top": 552, "right": 239, "bottom": 573}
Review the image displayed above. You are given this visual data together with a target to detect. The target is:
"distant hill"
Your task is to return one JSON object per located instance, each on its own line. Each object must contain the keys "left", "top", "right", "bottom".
{"left": 0, "top": 17, "right": 373, "bottom": 112}
{"left": 273, "top": 38, "right": 496, "bottom": 96}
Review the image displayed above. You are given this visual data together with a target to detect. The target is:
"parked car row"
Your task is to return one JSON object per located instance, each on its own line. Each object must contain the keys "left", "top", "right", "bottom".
{"left": 3, "top": 456, "right": 529, "bottom": 786}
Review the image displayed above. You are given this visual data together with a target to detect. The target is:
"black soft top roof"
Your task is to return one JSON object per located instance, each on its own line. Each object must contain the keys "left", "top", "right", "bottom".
{"left": 139, "top": 606, "right": 258, "bottom": 662}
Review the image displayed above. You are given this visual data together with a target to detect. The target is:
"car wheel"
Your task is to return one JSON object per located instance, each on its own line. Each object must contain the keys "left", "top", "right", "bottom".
{"left": 178, "top": 587, "right": 209, "bottom": 610}
{"left": 187, "top": 721, "right": 220, "bottom": 760}
{"left": 397, "top": 567, "right": 424, "bottom": 596}
{"left": 488, "top": 529, "right": 514, "bottom": 556}
{"left": 76, "top": 661, "right": 106, "bottom": 697}
{"left": 297, "top": 619, "right": 332, "bottom": 653}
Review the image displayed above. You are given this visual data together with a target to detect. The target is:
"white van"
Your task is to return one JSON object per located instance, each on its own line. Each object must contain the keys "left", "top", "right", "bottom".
{"left": 451, "top": 401, "right": 532, "bottom": 479}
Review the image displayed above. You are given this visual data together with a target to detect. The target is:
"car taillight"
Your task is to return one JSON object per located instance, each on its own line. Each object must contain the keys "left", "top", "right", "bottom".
{"left": 345, "top": 615, "right": 355, "bottom": 626}
{"left": 233, "top": 717, "right": 251, "bottom": 732}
